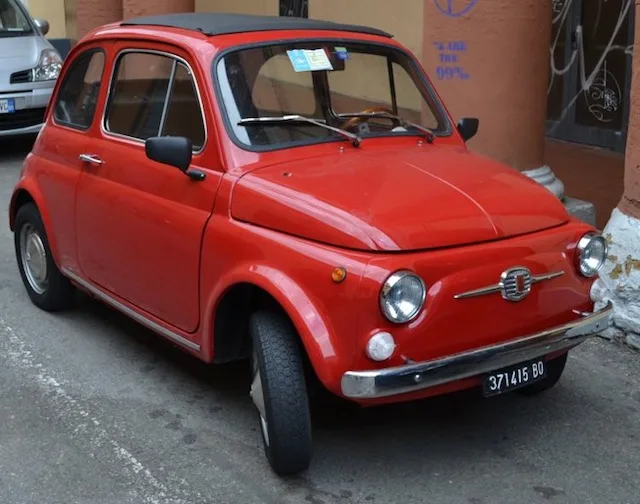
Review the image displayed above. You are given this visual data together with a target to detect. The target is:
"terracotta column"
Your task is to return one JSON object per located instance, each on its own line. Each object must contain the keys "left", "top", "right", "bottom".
{"left": 590, "top": 2, "right": 640, "bottom": 350}
{"left": 75, "top": 0, "right": 122, "bottom": 39}
{"left": 422, "top": 0, "right": 564, "bottom": 198}
{"left": 122, "top": 0, "right": 195, "bottom": 19}
{"left": 619, "top": 58, "right": 640, "bottom": 223}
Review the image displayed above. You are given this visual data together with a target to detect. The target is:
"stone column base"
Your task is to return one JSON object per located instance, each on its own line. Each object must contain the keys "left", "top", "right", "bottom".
{"left": 564, "top": 197, "right": 597, "bottom": 228}
{"left": 590, "top": 207, "right": 640, "bottom": 351}
{"left": 522, "top": 165, "right": 565, "bottom": 200}
{"left": 522, "top": 165, "right": 596, "bottom": 227}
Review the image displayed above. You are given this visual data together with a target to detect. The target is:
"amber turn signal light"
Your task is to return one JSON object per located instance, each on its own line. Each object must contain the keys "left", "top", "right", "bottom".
{"left": 331, "top": 266, "right": 347, "bottom": 283}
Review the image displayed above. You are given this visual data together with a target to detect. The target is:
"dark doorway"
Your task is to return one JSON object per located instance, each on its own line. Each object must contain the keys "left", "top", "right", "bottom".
{"left": 546, "top": 0, "right": 635, "bottom": 153}
{"left": 279, "top": 0, "right": 308, "bottom": 18}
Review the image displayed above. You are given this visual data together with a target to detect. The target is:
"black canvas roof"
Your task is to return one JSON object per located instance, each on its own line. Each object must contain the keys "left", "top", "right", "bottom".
{"left": 120, "top": 12, "right": 393, "bottom": 38}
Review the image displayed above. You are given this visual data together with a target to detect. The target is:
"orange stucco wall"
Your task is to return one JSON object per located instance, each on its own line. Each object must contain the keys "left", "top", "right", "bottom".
{"left": 76, "top": 0, "right": 122, "bottom": 39}
{"left": 620, "top": 4, "right": 640, "bottom": 220}
{"left": 123, "top": 0, "right": 194, "bottom": 19}
{"left": 422, "top": 0, "right": 551, "bottom": 172}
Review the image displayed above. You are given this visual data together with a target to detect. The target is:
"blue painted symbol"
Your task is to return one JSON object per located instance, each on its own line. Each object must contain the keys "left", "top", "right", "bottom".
{"left": 434, "top": 0, "right": 478, "bottom": 17}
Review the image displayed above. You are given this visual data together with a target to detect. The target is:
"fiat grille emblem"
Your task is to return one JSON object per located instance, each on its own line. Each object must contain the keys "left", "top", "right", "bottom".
{"left": 453, "top": 266, "right": 565, "bottom": 300}
{"left": 500, "top": 267, "right": 532, "bottom": 302}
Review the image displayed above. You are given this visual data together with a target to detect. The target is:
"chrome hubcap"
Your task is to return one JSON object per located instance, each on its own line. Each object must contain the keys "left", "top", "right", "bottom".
{"left": 20, "top": 223, "right": 48, "bottom": 295}
{"left": 250, "top": 348, "right": 269, "bottom": 447}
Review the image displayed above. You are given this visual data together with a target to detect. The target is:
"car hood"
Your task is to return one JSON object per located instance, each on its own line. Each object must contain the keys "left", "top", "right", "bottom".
{"left": 230, "top": 145, "right": 570, "bottom": 252}
{"left": 0, "top": 34, "right": 41, "bottom": 73}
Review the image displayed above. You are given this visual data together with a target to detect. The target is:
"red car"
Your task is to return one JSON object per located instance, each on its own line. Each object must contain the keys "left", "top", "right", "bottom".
{"left": 8, "top": 13, "right": 612, "bottom": 475}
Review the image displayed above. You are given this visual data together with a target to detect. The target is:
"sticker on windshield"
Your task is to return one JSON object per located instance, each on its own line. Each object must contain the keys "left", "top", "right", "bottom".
{"left": 334, "top": 46, "right": 350, "bottom": 60}
{"left": 287, "top": 49, "right": 333, "bottom": 72}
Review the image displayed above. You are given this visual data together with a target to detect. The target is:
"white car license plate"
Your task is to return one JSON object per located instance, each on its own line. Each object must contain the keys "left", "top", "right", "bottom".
{"left": 483, "top": 358, "right": 547, "bottom": 396}
{"left": 0, "top": 98, "right": 16, "bottom": 114}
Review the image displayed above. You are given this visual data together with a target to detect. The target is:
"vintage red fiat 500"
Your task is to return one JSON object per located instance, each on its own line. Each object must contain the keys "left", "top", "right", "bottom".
{"left": 9, "top": 13, "right": 612, "bottom": 475}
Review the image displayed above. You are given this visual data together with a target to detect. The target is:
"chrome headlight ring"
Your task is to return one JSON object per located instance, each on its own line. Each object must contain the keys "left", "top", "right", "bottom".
{"left": 575, "top": 232, "right": 608, "bottom": 277}
{"left": 379, "top": 270, "right": 427, "bottom": 324}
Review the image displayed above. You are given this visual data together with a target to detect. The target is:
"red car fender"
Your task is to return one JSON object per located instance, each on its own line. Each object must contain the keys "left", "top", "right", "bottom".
{"left": 203, "top": 263, "right": 348, "bottom": 393}
{"left": 8, "top": 180, "right": 62, "bottom": 266}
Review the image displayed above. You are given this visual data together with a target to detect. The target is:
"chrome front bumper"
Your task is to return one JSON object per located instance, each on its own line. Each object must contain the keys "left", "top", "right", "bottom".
{"left": 341, "top": 302, "right": 613, "bottom": 399}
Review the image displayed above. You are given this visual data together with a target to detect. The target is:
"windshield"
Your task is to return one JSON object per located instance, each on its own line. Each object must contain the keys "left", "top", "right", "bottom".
{"left": 214, "top": 40, "right": 450, "bottom": 150}
{"left": 0, "top": 0, "right": 32, "bottom": 36}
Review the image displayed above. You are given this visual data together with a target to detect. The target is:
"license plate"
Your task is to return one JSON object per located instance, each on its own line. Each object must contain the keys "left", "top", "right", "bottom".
{"left": 483, "top": 358, "right": 547, "bottom": 397}
{"left": 0, "top": 98, "right": 15, "bottom": 114}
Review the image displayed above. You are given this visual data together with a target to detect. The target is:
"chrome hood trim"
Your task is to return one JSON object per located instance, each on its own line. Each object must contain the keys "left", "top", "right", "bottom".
{"left": 453, "top": 270, "right": 565, "bottom": 300}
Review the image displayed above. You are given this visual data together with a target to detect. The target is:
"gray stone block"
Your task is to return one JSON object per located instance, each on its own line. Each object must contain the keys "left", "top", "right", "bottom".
{"left": 625, "top": 333, "right": 640, "bottom": 351}
{"left": 564, "top": 196, "right": 596, "bottom": 228}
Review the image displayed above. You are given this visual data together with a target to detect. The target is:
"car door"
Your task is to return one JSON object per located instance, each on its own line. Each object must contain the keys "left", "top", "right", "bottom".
{"left": 35, "top": 44, "right": 108, "bottom": 274}
{"left": 75, "top": 44, "right": 223, "bottom": 335}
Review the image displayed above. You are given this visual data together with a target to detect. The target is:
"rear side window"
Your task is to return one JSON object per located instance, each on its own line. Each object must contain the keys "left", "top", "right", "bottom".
{"left": 53, "top": 49, "right": 105, "bottom": 130}
{"left": 104, "top": 51, "right": 206, "bottom": 150}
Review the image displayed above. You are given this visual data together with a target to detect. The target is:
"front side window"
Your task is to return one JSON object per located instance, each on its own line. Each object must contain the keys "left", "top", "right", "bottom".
{"left": 162, "top": 62, "right": 206, "bottom": 150}
{"left": 215, "top": 40, "right": 450, "bottom": 150}
{"left": 53, "top": 49, "right": 105, "bottom": 130}
{"left": 105, "top": 51, "right": 206, "bottom": 150}
{"left": 0, "top": 0, "right": 32, "bottom": 36}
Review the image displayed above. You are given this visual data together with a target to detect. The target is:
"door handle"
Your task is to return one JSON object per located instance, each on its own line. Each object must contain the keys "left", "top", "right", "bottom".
{"left": 78, "top": 153, "right": 104, "bottom": 166}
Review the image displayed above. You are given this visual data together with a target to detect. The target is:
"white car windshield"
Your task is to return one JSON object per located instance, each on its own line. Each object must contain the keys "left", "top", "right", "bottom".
{"left": 0, "top": 0, "right": 32, "bottom": 36}
{"left": 214, "top": 40, "right": 450, "bottom": 150}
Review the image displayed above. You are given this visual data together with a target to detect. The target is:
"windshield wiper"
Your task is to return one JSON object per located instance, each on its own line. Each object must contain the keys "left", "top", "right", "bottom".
{"left": 238, "top": 115, "right": 362, "bottom": 147}
{"left": 338, "top": 111, "right": 435, "bottom": 143}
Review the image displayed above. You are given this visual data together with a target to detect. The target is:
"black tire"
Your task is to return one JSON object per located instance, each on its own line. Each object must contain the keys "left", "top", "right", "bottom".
{"left": 14, "top": 203, "right": 75, "bottom": 311}
{"left": 517, "top": 352, "right": 568, "bottom": 396}
{"left": 249, "top": 310, "right": 312, "bottom": 476}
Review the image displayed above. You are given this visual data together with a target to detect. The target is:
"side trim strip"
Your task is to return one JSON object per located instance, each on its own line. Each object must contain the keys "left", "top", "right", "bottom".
{"left": 62, "top": 268, "right": 201, "bottom": 352}
{"left": 454, "top": 271, "right": 565, "bottom": 300}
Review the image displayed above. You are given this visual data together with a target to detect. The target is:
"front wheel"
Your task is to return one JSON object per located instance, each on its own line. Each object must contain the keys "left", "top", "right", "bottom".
{"left": 14, "top": 203, "right": 75, "bottom": 311}
{"left": 249, "top": 310, "right": 313, "bottom": 475}
{"left": 517, "top": 352, "right": 568, "bottom": 396}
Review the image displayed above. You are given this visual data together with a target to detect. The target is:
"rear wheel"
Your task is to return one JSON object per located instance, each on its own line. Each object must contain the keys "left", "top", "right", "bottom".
{"left": 517, "top": 352, "right": 568, "bottom": 396}
{"left": 249, "top": 310, "right": 313, "bottom": 475}
{"left": 14, "top": 203, "right": 75, "bottom": 311}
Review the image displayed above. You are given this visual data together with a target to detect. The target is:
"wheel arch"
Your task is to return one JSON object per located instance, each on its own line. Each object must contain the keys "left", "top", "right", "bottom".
{"left": 9, "top": 188, "right": 36, "bottom": 231}
{"left": 206, "top": 266, "right": 343, "bottom": 392}
{"left": 210, "top": 281, "right": 281, "bottom": 363}
{"left": 9, "top": 185, "right": 61, "bottom": 263}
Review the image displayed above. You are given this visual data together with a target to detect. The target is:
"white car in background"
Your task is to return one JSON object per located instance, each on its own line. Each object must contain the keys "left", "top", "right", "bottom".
{"left": 0, "top": 0, "right": 62, "bottom": 137}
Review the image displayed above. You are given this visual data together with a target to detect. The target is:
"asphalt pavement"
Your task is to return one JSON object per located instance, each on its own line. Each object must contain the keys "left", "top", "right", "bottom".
{"left": 1, "top": 135, "right": 640, "bottom": 504}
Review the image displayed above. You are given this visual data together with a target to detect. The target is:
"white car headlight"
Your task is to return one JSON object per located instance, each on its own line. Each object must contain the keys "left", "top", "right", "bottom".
{"left": 379, "top": 270, "right": 426, "bottom": 323}
{"left": 576, "top": 232, "right": 607, "bottom": 277}
{"left": 33, "top": 49, "right": 62, "bottom": 81}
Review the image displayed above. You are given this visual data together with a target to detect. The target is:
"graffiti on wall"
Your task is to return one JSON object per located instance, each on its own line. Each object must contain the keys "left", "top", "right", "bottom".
{"left": 433, "top": 0, "right": 478, "bottom": 18}
{"left": 548, "top": 0, "right": 633, "bottom": 127}
{"left": 432, "top": 1, "right": 475, "bottom": 79}
{"left": 433, "top": 41, "right": 470, "bottom": 80}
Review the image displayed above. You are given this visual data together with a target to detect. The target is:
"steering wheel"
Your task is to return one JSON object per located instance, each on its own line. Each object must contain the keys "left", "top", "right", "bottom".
{"left": 340, "top": 106, "right": 398, "bottom": 131}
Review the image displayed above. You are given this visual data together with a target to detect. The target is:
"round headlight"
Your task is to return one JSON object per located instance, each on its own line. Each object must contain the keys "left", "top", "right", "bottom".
{"left": 576, "top": 232, "right": 607, "bottom": 277}
{"left": 379, "top": 270, "right": 426, "bottom": 323}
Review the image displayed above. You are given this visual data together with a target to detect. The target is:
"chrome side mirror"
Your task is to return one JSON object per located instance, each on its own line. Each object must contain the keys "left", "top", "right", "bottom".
{"left": 33, "top": 18, "right": 50, "bottom": 36}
